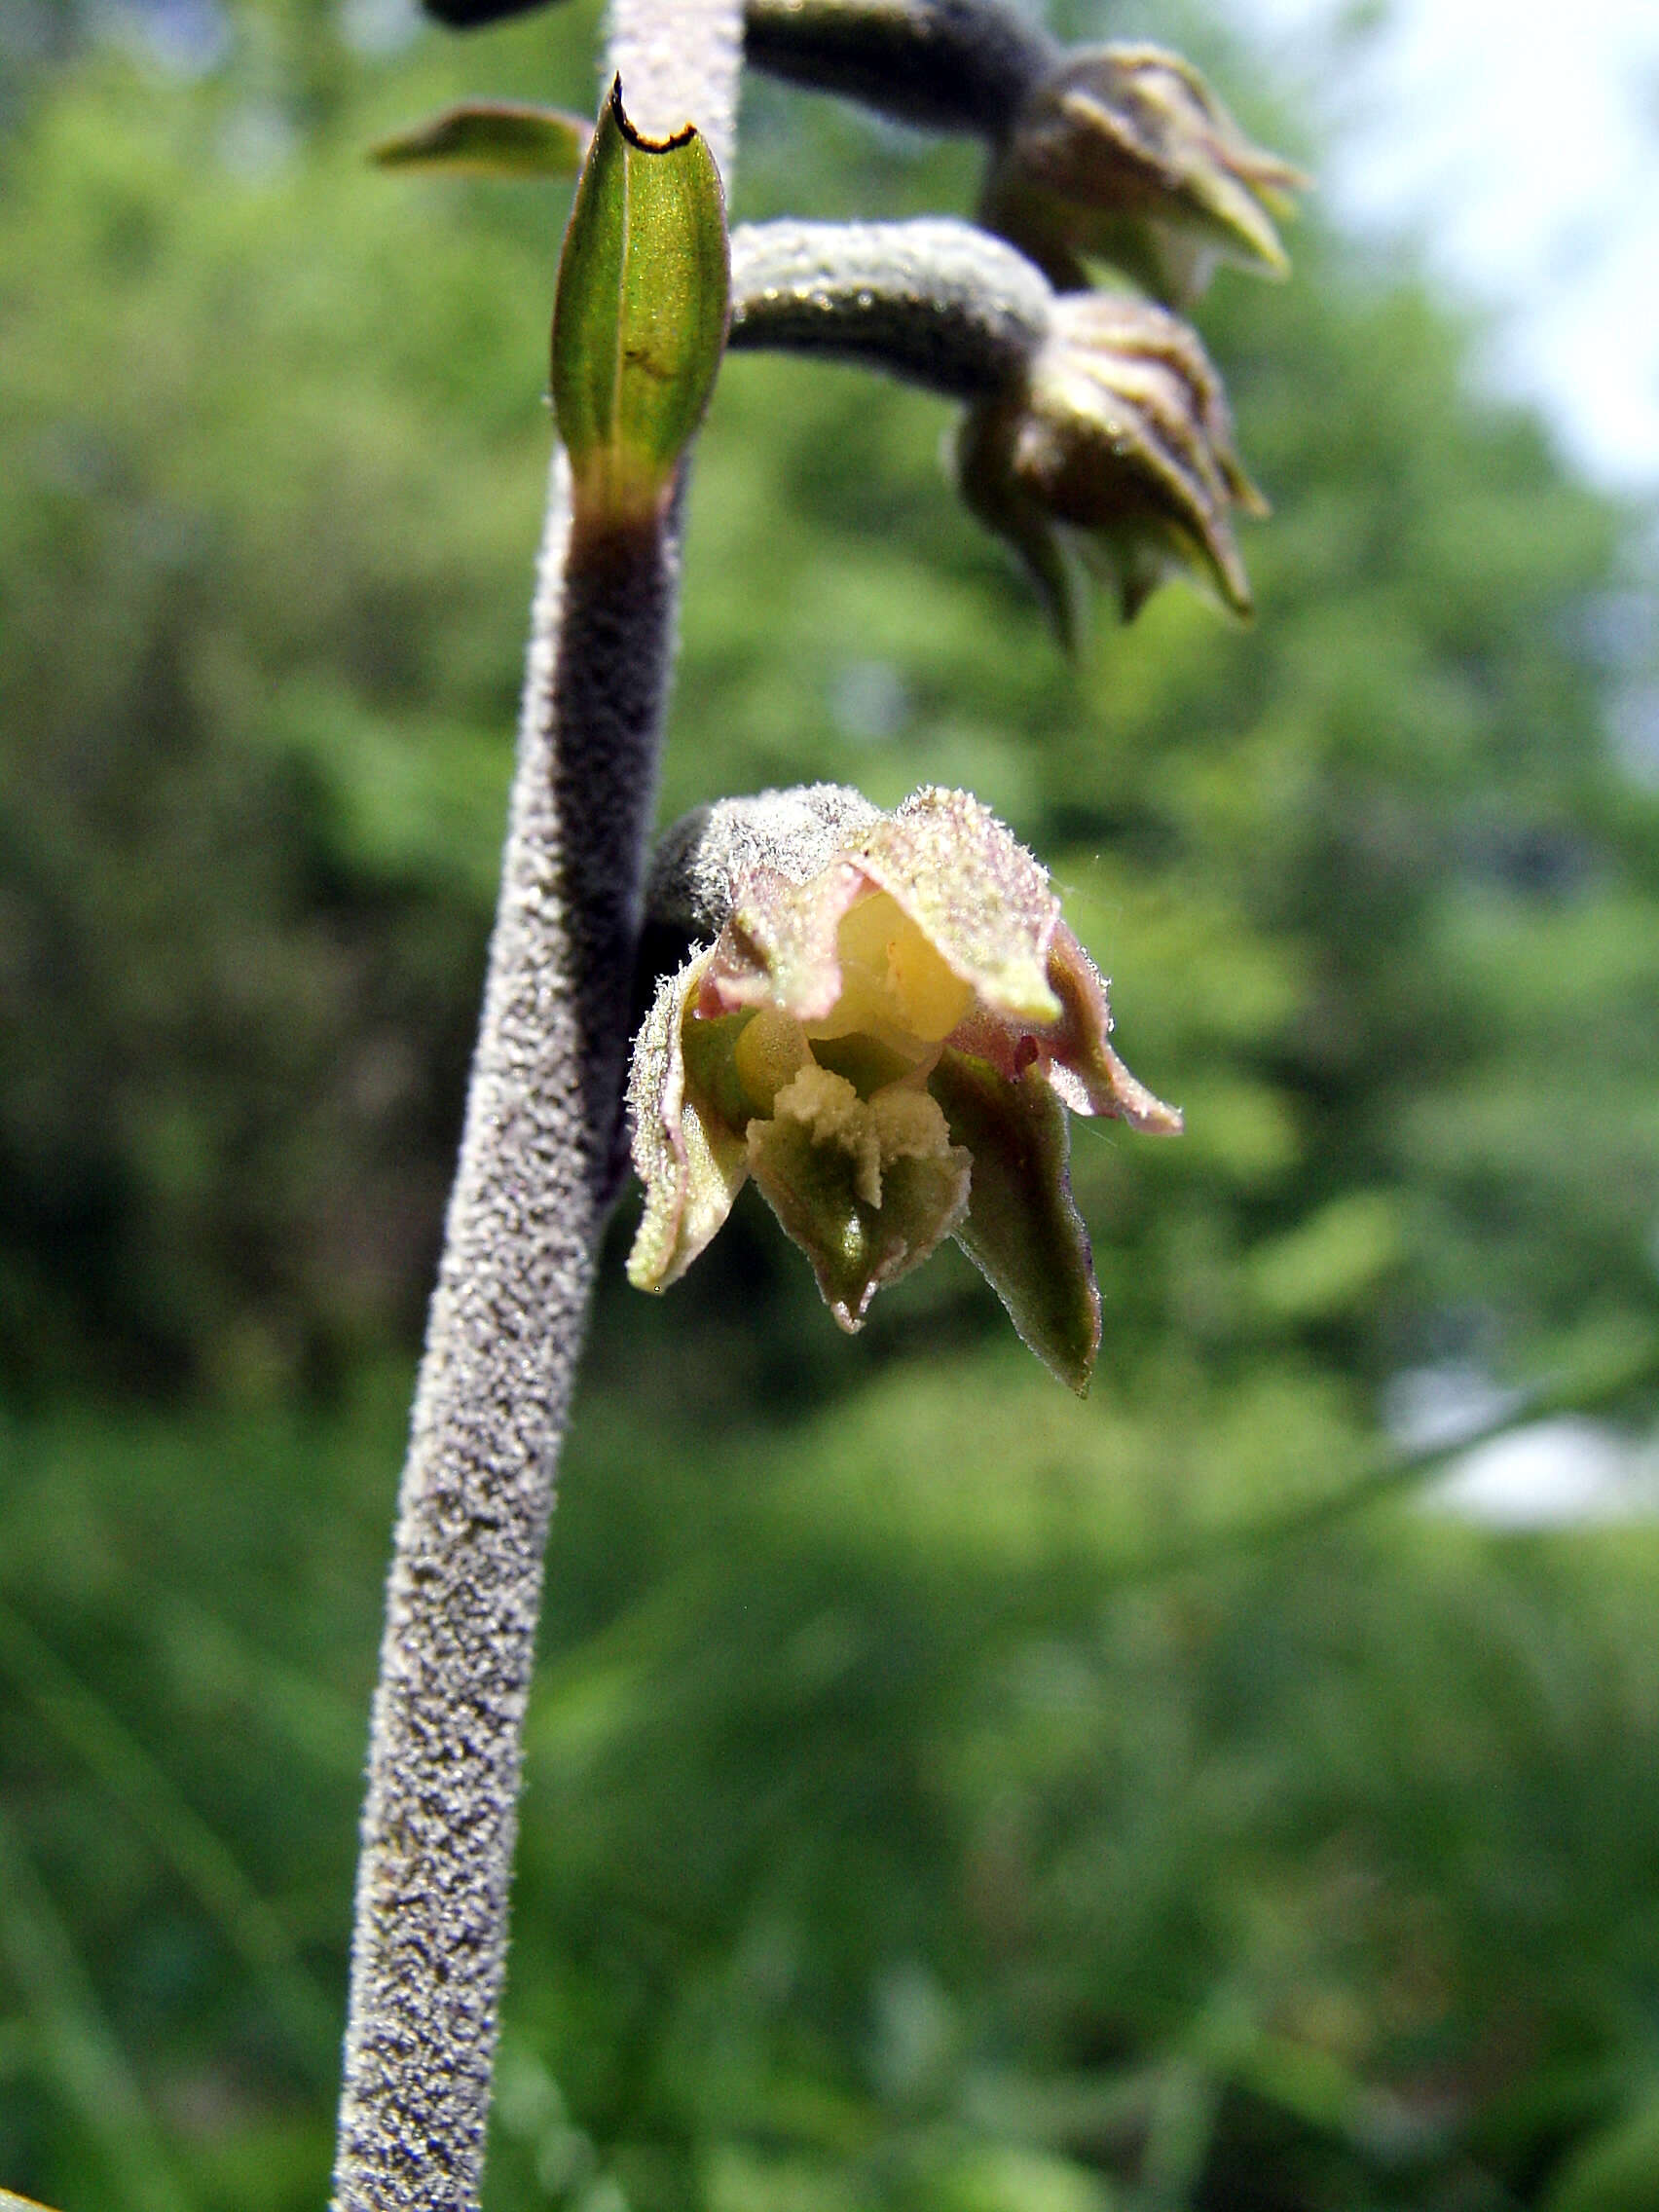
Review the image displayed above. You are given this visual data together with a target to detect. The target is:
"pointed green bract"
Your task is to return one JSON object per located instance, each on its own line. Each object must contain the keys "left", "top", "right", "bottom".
{"left": 931, "top": 1049, "right": 1101, "bottom": 1397}
{"left": 551, "top": 79, "right": 730, "bottom": 527}
{"left": 371, "top": 102, "right": 591, "bottom": 179}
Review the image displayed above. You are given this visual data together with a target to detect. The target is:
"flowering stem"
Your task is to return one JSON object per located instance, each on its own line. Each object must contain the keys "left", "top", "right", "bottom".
{"left": 730, "top": 217, "right": 1051, "bottom": 397}
{"left": 329, "top": 8, "right": 743, "bottom": 2209}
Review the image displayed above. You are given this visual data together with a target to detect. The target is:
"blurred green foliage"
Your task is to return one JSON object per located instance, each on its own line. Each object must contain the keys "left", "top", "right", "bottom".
{"left": 3, "top": 0, "right": 1659, "bottom": 2206}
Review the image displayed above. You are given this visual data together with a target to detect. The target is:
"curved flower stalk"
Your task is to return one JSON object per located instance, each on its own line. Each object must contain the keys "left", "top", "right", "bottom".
{"left": 741, "top": 0, "right": 1057, "bottom": 135}
{"left": 729, "top": 216, "right": 1051, "bottom": 400}
{"left": 741, "top": 1, "right": 1303, "bottom": 305}
{"left": 629, "top": 784, "right": 1181, "bottom": 1394}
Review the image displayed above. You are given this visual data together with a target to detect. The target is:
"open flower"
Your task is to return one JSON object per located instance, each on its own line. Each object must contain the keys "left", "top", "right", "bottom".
{"left": 956, "top": 288, "right": 1265, "bottom": 646}
{"left": 981, "top": 42, "right": 1307, "bottom": 304}
{"left": 628, "top": 784, "right": 1180, "bottom": 1393}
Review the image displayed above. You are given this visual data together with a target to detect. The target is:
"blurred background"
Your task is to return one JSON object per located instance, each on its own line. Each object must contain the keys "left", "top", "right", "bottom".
{"left": 4, "top": 0, "right": 1659, "bottom": 2204}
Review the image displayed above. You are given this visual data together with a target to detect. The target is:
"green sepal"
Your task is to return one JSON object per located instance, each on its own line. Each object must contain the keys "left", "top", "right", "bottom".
{"left": 371, "top": 101, "right": 591, "bottom": 178}
{"left": 931, "top": 1047, "right": 1101, "bottom": 1396}
{"left": 551, "top": 77, "right": 730, "bottom": 526}
{"left": 626, "top": 951, "right": 751, "bottom": 1294}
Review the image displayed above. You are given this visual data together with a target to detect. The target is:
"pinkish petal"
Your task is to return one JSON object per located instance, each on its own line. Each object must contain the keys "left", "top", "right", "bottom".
{"left": 698, "top": 859, "right": 868, "bottom": 1022}
{"left": 694, "top": 789, "right": 1068, "bottom": 1032}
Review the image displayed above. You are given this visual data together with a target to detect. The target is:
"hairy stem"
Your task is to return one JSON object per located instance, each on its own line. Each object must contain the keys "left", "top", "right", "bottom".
{"left": 330, "top": 7, "right": 743, "bottom": 2208}
{"left": 730, "top": 216, "right": 1051, "bottom": 397}
{"left": 742, "top": 0, "right": 1054, "bottom": 136}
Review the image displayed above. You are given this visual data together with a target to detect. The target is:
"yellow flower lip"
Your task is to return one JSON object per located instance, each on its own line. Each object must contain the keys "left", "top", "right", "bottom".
{"left": 731, "top": 1006, "right": 812, "bottom": 1115}
{"left": 724, "top": 884, "right": 978, "bottom": 1124}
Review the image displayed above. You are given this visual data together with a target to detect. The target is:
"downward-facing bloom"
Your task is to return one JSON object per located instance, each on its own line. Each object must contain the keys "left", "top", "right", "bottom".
{"left": 627, "top": 785, "right": 1180, "bottom": 1393}
{"left": 982, "top": 42, "right": 1307, "bottom": 305}
{"left": 956, "top": 289, "right": 1265, "bottom": 646}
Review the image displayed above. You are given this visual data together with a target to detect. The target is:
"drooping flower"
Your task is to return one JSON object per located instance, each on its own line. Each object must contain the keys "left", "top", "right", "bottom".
{"left": 981, "top": 42, "right": 1307, "bottom": 305}
{"left": 955, "top": 288, "right": 1265, "bottom": 647}
{"left": 627, "top": 784, "right": 1180, "bottom": 1393}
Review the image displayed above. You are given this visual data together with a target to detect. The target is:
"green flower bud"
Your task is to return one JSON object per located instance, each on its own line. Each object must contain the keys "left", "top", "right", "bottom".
{"left": 552, "top": 80, "right": 730, "bottom": 530}
{"left": 955, "top": 290, "right": 1265, "bottom": 645}
{"left": 628, "top": 785, "right": 1180, "bottom": 1393}
{"left": 982, "top": 43, "right": 1307, "bottom": 304}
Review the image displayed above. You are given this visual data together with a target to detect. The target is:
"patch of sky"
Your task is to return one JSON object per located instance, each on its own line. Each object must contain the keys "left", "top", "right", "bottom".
{"left": 104, "top": 0, "right": 228, "bottom": 74}
{"left": 1223, "top": 0, "right": 1659, "bottom": 492}
{"left": 339, "top": 0, "right": 420, "bottom": 59}
{"left": 1385, "top": 1364, "right": 1659, "bottom": 1528}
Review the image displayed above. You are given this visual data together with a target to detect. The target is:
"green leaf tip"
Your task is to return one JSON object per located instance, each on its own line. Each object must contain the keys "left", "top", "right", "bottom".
{"left": 551, "top": 76, "right": 730, "bottom": 528}
{"left": 371, "top": 101, "right": 591, "bottom": 179}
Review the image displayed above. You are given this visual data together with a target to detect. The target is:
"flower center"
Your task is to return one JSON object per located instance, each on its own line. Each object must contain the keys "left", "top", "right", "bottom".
{"left": 729, "top": 890, "right": 975, "bottom": 1123}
